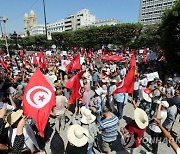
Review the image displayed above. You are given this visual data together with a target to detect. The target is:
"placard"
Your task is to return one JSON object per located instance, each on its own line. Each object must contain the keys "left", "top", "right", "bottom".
{"left": 147, "top": 72, "right": 159, "bottom": 81}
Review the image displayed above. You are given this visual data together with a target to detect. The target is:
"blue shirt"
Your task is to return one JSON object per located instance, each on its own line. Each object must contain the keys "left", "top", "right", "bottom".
{"left": 114, "top": 93, "right": 128, "bottom": 103}
{"left": 92, "top": 72, "right": 99, "bottom": 82}
{"left": 99, "top": 114, "right": 119, "bottom": 142}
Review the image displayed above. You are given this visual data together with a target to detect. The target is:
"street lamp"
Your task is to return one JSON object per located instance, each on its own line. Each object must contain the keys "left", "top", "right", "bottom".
{"left": 0, "top": 16, "right": 9, "bottom": 56}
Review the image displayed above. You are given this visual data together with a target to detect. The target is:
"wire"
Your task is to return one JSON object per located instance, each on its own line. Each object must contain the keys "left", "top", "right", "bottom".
{"left": 14, "top": 0, "right": 40, "bottom": 20}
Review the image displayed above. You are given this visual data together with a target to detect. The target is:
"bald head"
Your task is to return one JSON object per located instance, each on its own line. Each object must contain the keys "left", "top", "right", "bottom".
{"left": 56, "top": 89, "right": 62, "bottom": 95}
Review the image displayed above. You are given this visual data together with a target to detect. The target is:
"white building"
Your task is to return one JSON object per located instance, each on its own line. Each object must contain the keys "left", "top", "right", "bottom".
{"left": 24, "top": 9, "right": 120, "bottom": 36}
{"left": 92, "top": 19, "right": 120, "bottom": 27}
{"left": 64, "top": 9, "right": 96, "bottom": 31}
{"left": 139, "top": 0, "right": 176, "bottom": 25}
{"left": 47, "top": 20, "right": 64, "bottom": 33}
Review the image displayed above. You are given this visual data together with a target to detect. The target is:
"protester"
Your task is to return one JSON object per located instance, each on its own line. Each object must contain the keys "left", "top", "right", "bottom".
{"left": 99, "top": 106, "right": 119, "bottom": 154}
{"left": 149, "top": 101, "right": 169, "bottom": 154}
{"left": 120, "top": 100, "right": 148, "bottom": 151}
{"left": 0, "top": 47, "right": 179, "bottom": 154}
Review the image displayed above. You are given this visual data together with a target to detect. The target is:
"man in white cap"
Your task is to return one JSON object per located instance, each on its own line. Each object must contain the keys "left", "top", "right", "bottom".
{"left": 149, "top": 100, "right": 169, "bottom": 154}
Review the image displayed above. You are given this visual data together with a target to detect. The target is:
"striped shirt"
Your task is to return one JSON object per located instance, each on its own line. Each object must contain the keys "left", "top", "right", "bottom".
{"left": 99, "top": 114, "right": 119, "bottom": 142}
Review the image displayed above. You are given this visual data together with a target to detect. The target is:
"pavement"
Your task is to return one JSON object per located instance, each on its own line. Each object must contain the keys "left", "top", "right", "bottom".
{"left": 59, "top": 103, "right": 180, "bottom": 154}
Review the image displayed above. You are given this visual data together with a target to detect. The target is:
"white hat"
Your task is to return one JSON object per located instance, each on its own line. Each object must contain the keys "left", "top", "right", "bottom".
{"left": 168, "top": 78, "right": 173, "bottom": 81}
{"left": 134, "top": 108, "right": 149, "bottom": 129}
{"left": 67, "top": 124, "right": 89, "bottom": 147}
{"left": 80, "top": 106, "right": 87, "bottom": 115}
{"left": 83, "top": 72, "right": 90, "bottom": 79}
{"left": 5, "top": 110, "right": 23, "bottom": 128}
{"left": 111, "top": 69, "right": 115, "bottom": 73}
{"left": 142, "top": 89, "right": 152, "bottom": 102}
{"left": 157, "top": 100, "right": 169, "bottom": 108}
{"left": 95, "top": 88, "right": 102, "bottom": 96}
{"left": 81, "top": 108, "right": 96, "bottom": 124}
{"left": 110, "top": 79, "right": 117, "bottom": 83}
{"left": 102, "top": 77, "right": 109, "bottom": 83}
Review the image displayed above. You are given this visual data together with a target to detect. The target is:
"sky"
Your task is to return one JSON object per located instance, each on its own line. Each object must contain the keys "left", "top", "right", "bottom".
{"left": 0, "top": 0, "right": 141, "bottom": 34}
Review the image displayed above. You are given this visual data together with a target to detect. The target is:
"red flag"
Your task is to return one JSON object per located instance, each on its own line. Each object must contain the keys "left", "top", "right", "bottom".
{"left": 19, "top": 49, "right": 24, "bottom": 58}
{"left": 0, "top": 60, "right": 9, "bottom": 70}
{"left": 38, "top": 50, "right": 44, "bottom": 62}
{"left": 33, "top": 54, "right": 38, "bottom": 65}
{"left": 113, "top": 68, "right": 135, "bottom": 94}
{"left": 65, "top": 71, "right": 85, "bottom": 104}
{"left": 101, "top": 55, "right": 123, "bottom": 61}
{"left": 23, "top": 68, "right": 56, "bottom": 137}
{"left": 129, "top": 54, "right": 136, "bottom": 69}
{"left": 66, "top": 54, "right": 81, "bottom": 73}
{"left": 39, "top": 56, "right": 47, "bottom": 70}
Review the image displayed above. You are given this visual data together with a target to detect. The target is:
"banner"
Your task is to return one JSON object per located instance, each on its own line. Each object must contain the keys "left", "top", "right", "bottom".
{"left": 147, "top": 72, "right": 159, "bottom": 81}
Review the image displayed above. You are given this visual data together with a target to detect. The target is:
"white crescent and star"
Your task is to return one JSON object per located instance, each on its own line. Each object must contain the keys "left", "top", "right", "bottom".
{"left": 26, "top": 86, "right": 52, "bottom": 109}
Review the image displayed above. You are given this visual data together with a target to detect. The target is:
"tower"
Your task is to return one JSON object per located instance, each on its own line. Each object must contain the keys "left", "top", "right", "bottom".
{"left": 29, "top": 10, "right": 37, "bottom": 28}
{"left": 24, "top": 13, "right": 29, "bottom": 30}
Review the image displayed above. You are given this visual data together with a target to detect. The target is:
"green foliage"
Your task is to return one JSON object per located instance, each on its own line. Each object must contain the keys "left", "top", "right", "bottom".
{"left": 18, "top": 23, "right": 162, "bottom": 50}
{"left": 160, "top": 0, "right": 180, "bottom": 70}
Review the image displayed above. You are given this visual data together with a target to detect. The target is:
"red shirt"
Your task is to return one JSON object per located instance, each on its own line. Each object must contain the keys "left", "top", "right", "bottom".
{"left": 125, "top": 120, "right": 146, "bottom": 148}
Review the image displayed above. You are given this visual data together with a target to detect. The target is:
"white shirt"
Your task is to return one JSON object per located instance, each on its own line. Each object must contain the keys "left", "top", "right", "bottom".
{"left": 177, "top": 148, "right": 180, "bottom": 154}
{"left": 139, "top": 78, "right": 148, "bottom": 89}
{"left": 149, "top": 110, "right": 167, "bottom": 133}
{"left": 109, "top": 85, "right": 117, "bottom": 95}
{"left": 120, "top": 68, "right": 126, "bottom": 79}
{"left": 134, "top": 80, "right": 140, "bottom": 90}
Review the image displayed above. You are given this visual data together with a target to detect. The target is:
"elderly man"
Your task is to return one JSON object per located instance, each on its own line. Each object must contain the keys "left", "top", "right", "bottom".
{"left": 53, "top": 88, "right": 68, "bottom": 131}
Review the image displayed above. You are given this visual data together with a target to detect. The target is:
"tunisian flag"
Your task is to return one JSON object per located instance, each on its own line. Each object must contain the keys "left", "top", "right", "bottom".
{"left": 66, "top": 54, "right": 81, "bottom": 73}
{"left": 33, "top": 54, "right": 38, "bottom": 65}
{"left": 65, "top": 71, "right": 85, "bottom": 104}
{"left": 129, "top": 54, "right": 136, "bottom": 69}
{"left": 113, "top": 67, "right": 135, "bottom": 94}
{"left": 23, "top": 68, "right": 56, "bottom": 137}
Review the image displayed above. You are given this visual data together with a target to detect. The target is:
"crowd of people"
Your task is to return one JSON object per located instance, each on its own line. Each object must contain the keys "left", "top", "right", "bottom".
{"left": 0, "top": 48, "right": 179, "bottom": 154}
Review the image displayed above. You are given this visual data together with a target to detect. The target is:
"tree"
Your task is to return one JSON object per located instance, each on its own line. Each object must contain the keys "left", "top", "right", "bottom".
{"left": 160, "top": 0, "right": 180, "bottom": 71}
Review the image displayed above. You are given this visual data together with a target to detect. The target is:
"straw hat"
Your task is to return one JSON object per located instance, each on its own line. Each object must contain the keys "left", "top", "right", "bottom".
{"left": 142, "top": 88, "right": 152, "bottom": 102}
{"left": 5, "top": 110, "right": 23, "bottom": 128}
{"left": 134, "top": 108, "right": 149, "bottom": 129}
{"left": 67, "top": 124, "right": 89, "bottom": 147}
{"left": 80, "top": 106, "right": 87, "bottom": 115}
{"left": 81, "top": 108, "right": 96, "bottom": 124}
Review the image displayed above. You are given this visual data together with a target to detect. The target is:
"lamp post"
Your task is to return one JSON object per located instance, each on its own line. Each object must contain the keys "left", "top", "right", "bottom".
{"left": 0, "top": 16, "right": 9, "bottom": 56}
{"left": 43, "top": 0, "right": 48, "bottom": 40}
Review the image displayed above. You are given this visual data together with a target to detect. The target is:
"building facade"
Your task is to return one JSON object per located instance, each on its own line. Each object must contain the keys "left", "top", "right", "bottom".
{"left": 139, "top": 0, "right": 176, "bottom": 25}
{"left": 64, "top": 9, "right": 96, "bottom": 31}
{"left": 24, "top": 9, "right": 120, "bottom": 36}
